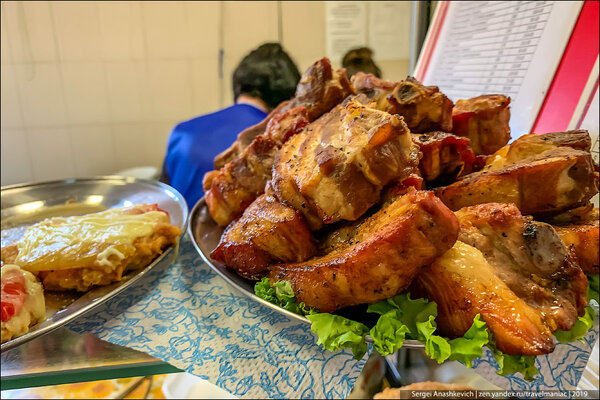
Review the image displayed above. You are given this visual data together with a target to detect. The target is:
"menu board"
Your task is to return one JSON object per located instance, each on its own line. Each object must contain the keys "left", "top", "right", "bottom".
{"left": 416, "top": 1, "right": 583, "bottom": 136}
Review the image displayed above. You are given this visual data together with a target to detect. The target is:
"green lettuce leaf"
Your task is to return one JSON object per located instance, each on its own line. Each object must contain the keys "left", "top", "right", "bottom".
{"left": 307, "top": 313, "right": 369, "bottom": 360}
{"left": 366, "top": 299, "right": 397, "bottom": 316}
{"left": 367, "top": 295, "right": 487, "bottom": 365}
{"left": 588, "top": 274, "right": 599, "bottom": 304}
{"left": 554, "top": 305, "right": 595, "bottom": 343}
{"left": 256, "top": 280, "right": 593, "bottom": 380}
{"left": 392, "top": 294, "right": 439, "bottom": 341}
{"left": 254, "top": 278, "right": 316, "bottom": 315}
{"left": 425, "top": 334, "right": 452, "bottom": 363}
{"left": 488, "top": 341, "right": 538, "bottom": 381}
{"left": 448, "top": 314, "right": 489, "bottom": 367}
{"left": 254, "top": 277, "right": 277, "bottom": 303}
{"left": 369, "top": 310, "right": 410, "bottom": 355}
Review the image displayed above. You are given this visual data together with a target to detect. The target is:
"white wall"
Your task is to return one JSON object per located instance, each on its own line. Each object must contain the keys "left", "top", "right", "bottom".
{"left": 1, "top": 1, "right": 410, "bottom": 186}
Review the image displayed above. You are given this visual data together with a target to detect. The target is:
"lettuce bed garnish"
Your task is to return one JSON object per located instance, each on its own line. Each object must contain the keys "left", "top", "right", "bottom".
{"left": 254, "top": 277, "right": 597, "bottom": 381}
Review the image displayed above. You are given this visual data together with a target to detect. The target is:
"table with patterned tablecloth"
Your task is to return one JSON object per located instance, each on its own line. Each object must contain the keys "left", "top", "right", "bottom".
{"left": 68, "top": 234, "right": 599, "bottom": 398}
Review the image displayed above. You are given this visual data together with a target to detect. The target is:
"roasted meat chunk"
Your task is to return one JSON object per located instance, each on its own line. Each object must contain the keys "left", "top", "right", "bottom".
{"left": 414, "top": 203, "right": 588, "bottom": 355}
{"left": 211, "top": 194, "right": 317, "bottom": 280}
{"left": 452, "top": 95, "right": 511, "bottom": 155}
{"left": 213, "top": 101, "right": 291, "bottom": 169}
{"left": 388, "top": 77, "right": 454, "bottom": 133}
{"left": 272, "top": 96, "right": 420, "bottom": 229}
{"left": 289, "top": 57, "right": 354, "bottom": 121}
{"left": 484, "top": 129, "right": 592, "bottom": 170}
{"left": 381, "top": 174, "right": 424, "bottom": 204}
{"left": 213, "top": 58, "right": 354, "bottom": 169}
{"left": 269, "top": 191, "right": 459, "bottom": 312}
{"left": 352, "top": 73, "right": 453, "bottom": 133}
{"left": 412, "top": 132, "right": 483, "bottom": 184}
{"left": 436, "top": 146, "right": 599, "bottom": 216}
{"left": 553, "top": 208, "right": 599, "bottom": 274}
{"left": 204, "top": 106, "right": 309, "bottom": 226}
{"left": 351, "top": 71, "right": 397, "bottom": 111}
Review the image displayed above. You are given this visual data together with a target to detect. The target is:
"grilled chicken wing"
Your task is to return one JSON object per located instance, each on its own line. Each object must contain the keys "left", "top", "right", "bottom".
{"left": 270, "top": 191, "right": 459, "bottom": 312}
{"left": 414, "top": 203, "right": 588, "bottom": 355}
{"left": 436, "top": 146, "right": 598, "bottom": 216}
{"left": 352, "top": 73, "right": 454, "bottom": 133}
{"left": 452, "top": 95, "right": 511, "bottom": 155}
{"left": 204, "top": 106, "right": 309, "bottom": 226}
{"left": 211, "top": 194, "right": 317, "bottom": 280}
{"left": 553, "top": 208, "right": 599, "bottom": 274}
{"left": 271, "top": 96, "right": 420, "bottom": 230}
{"left": 415, "top": 240, "right": 556, "bottom": 355}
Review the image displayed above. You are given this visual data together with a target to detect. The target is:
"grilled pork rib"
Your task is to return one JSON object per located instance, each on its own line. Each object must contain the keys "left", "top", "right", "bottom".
{"left": 270, "top": 191, "right": 459, "bottom": 313}
{"left": 352, "top": 73, "right": 454, "bottom": 133}
{"left": 271, "top": 95, "right": 420, "bottom": 230}
{"left": 452, "top": 95, "right": 511, "bottom": 155}
{"left": 204, "top": 106, "right": 309, "bottom": 226}
{"left": 412, "top": 132, "right": 483, "bottom": 184}
{"left": 288, "top": 57, "right": 354, "bottom": 121}
{"left": 211, "top": 194, "right": 317, "bottom": 280}
{"left": 205, "top": 57, "right": 354, "bottom": 225}
{"left": 213, "top": 101, "right": 292, "bottom": 169}
{"left": 436, "top": 131, "right": 599, "bottom": 216}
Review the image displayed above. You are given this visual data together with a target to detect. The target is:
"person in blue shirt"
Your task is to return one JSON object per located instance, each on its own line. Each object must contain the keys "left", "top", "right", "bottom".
{"left": 160, "top": 43, "right": 301, "bottom": 207}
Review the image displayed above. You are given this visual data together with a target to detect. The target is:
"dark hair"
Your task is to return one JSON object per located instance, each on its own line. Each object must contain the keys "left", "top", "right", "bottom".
{"left": 232, "top": 43, "right": 301, "bottom": 109}
{"left": 342, "top": 47, "right": 382, "bottom": 79}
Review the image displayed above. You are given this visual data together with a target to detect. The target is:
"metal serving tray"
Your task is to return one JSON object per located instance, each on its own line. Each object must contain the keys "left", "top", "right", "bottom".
{"left": 1, "top": 176, "right": 189, "bottom": 352}
{"left": 188, "top": 197, "right": 423, "bottom": 348}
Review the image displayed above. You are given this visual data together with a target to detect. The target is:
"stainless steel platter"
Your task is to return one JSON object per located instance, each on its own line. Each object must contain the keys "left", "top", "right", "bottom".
{"left": 1, "top": 176, "right": 189, "bottom": 352}
{"left": 189, "top": 197, "right": 424, "bottom": 348}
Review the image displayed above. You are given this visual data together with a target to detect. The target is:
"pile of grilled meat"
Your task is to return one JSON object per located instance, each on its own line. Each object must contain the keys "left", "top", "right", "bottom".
{"left": 203, "top": 57, "right": 599, "bottom": 356}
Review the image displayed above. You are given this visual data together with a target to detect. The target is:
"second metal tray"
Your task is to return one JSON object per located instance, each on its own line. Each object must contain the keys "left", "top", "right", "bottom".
{"left": 1, "top": 176, "right": 189, "bottom": 352}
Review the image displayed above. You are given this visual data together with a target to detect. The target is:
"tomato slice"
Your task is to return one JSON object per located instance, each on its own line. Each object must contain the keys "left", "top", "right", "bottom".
{"left": 147, "top": 203, "right": 170, "bottom": 218}
{"left": 1, "top": 270, "right": 27, "bottom": 322}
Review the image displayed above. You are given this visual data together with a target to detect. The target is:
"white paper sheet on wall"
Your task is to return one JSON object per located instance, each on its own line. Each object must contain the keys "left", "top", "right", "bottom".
{"left": 325, "top": 2, "right": 367, "bottom": 63}
{"left": 325, "top": 1, "right": 410, "bottom": 64}
{"left": 420, "top": 1, "right": 582, "bottom": 137}
{"left": 368, "top": 2, "right": 410, "bottom": 61}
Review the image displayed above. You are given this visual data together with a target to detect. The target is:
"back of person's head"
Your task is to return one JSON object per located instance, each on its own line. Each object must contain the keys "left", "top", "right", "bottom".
{"left": 232, "top": 43, "right": 300, "bottom": 109}
{"left": 342, "top": 47, "right": 382, "bottom": 79}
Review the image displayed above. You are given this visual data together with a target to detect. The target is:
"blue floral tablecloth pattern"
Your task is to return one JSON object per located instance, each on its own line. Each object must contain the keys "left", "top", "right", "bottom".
{"left": 473, "top": 327, "right": 598, "bottom": 391}
{"left": 69, "top": 235, "right": 598, "bottom": 397}
{"left": 68, "top": 236, "right": 367, "bottom": 399}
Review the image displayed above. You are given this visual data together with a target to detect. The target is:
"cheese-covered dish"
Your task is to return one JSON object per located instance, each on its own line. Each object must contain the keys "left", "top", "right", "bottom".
{"left": 0, "top": 204, "right": 182, "bottom": 292}
{"left": 1, "top": 264, "right": 46, "bottom": 343}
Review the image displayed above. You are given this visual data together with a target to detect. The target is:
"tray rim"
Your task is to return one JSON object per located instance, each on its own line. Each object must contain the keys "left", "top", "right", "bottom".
{"left": 1, "top": 176, "right": 190, "bottom": 352}
{"left": 188, "top": 196, "right": 425, "bottom": 349}
{"left": 188, "top": 197, "right": 311, "bottom": 325}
